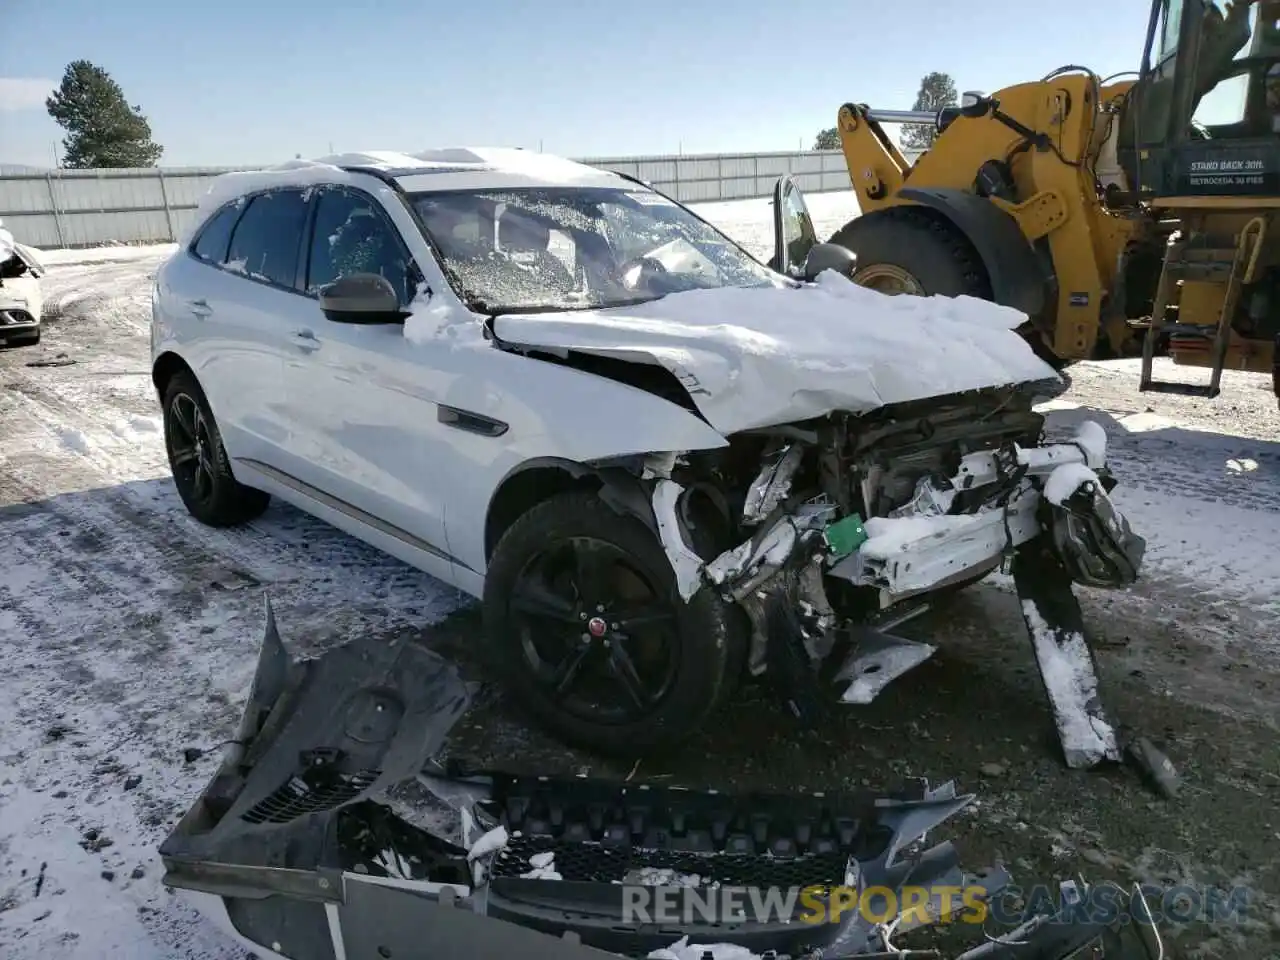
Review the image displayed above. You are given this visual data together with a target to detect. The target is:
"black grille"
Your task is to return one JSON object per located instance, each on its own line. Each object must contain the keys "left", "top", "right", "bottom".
{"left": 485, "top": 774, "right": 894, "bottom": 858}
{"left": 494, "top": 835, "right": 851, "bottom": 887}
{"left": 471, "top": 772, "right": 908, "bottom": 889}
{"left": 242, "top": 769, "right": 379, "bottom": 825}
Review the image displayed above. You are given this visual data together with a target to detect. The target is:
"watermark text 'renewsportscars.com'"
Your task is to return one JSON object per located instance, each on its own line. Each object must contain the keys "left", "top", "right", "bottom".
{"left": 620, "top": 881, "right": 1252, "bottom": 928}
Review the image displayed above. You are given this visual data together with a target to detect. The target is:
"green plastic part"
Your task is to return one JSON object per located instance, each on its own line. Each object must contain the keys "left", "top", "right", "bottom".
{"left": 824, "top": 514, "right": 869, "bottom": 558}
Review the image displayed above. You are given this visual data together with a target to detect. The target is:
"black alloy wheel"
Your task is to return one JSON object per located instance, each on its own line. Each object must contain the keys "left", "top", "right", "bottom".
{"left": 482, "top": 490, "right": 736, "bottom": 756}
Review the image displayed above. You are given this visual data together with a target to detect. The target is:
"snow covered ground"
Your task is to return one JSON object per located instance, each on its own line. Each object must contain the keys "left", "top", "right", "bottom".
{"left": 2, "top": 191, "right": 1279, "bottom": 960}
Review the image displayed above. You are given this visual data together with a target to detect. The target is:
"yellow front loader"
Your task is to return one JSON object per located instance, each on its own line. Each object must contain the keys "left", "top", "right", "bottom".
{"left": 825, "top": 0, "right": 1280, "bottom": 405}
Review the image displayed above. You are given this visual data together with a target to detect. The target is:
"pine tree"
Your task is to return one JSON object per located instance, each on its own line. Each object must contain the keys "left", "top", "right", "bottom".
{"left": 46, "top": 61, "right": 164, "bottom": 169}
{"left": 812, "top": 127, "right": 840, "bottom": 150}
{"left": 900, "top": 72, "right": 958, "bottom": 150}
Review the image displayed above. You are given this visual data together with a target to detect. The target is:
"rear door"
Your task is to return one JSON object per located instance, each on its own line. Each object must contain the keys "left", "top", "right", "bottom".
{"left": 276, "top": 184, "right": 456, "bottom": 577}
{"left": 164, "top": 189, "right": 311, "bottom": 467}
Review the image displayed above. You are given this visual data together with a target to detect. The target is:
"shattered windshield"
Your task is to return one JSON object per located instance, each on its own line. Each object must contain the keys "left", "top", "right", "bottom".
{"left": 408, "top": 186, "right": 780, "bottom": 314}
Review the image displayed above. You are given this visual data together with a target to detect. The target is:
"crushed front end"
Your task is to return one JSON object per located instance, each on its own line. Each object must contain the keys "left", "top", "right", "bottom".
{"left": 631, "top": 386, "right": 1146, "bottom": 769}
{"left": 161, "top": 601, "right": 1165, "bottom": 960}
{"left": 0, "top": 225, "right": 44, "bottom": 345}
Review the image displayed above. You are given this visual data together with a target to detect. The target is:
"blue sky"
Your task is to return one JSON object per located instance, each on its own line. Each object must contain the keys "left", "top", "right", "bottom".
{"left": 1, "top": 0, "right": 1154, "bottom": 168}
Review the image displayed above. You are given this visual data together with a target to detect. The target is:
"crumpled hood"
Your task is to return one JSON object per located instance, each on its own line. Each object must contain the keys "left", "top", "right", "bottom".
{"left": 0, "top": 218, "right": 45, "bottom": 277}
{"left": 492, "top": 270, "right": 1060, "bottom": 435}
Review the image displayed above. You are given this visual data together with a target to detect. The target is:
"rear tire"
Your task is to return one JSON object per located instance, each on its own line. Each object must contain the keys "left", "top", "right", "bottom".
{"left": 161, "top": 370, "right": 270, "bottom": 527}
{"left": 830, "top": 208, "right": 991, "bottom": 299}
{"left": 3, "top": 328, "right": 40, "bottom": 347}
{"left": 482, "top": 490, "right": 735, "bottom": 757}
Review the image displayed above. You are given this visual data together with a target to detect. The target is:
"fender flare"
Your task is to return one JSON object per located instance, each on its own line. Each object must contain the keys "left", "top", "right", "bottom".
{"left": 898, "top": 186, "right": 1048, "bottom": 319}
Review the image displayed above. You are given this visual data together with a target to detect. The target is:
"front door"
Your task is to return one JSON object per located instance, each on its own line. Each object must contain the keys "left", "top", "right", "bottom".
{"left": 277, "top": 184, "right": 457, "bottom": 577}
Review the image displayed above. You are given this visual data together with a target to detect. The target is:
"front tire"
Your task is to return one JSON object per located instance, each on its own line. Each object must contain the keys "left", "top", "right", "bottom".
{"left": 161, "top": 370, "right": 269, "bottom": 527}
{"left": 482, "top": 490, "right": 734, "bottom": 757}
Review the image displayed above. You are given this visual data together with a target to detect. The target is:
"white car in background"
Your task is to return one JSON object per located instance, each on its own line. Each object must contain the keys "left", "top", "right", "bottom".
{"left": 149, "top": 147, "right": 1145, "bottom": 768}
{"left": 0, "top": 218, "right": 45, "bottom": 346}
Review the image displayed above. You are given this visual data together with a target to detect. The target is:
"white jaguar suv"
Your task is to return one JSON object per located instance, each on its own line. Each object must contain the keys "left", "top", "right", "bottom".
{"left": 150, "top": 147, "right": 1145, "bottom": 767}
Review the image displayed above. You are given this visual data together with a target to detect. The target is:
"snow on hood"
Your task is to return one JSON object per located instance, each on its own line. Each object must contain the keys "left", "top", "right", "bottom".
{"left": 492, "top": 269, "right": 1061, "bottom": 435}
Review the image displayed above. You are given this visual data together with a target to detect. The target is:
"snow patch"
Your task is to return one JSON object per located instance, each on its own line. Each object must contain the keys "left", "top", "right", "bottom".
{"left": 30, "top": 243, "right": 176, "bottom": 266}
{"left": 466, "top": 824, "right": 509, "bottom": 861}
{"left": 1044, "top": 462, "right": 1101, "bottom": 506}
{"left": 625, "top": 867, "right": 711, "bottom": 888}
{"left": 1109, "top": 485, "right": 1280, "bottom": 608}
{"left": 57, "top": 427, "right": 92, "bottom": 454}
{"left": 649, "top": 937, "right": 762, "bottom": 960}
{"left": 520, "top": 851, "right": 562, "bottom": 880}
{"left": 372, "top": 846, "right": 415, "bottom": 879}
{"left": 403, "top": 287, "right": 469, "bottom": 344}
{"left": 107, "top": 415, "right": 162, "bottom": 444}
{"left": 1115, "top": 411, "right": 1181, "bottom": 434}
{"left": 1073, "top": 420, "right": 1108, "bottom": 468}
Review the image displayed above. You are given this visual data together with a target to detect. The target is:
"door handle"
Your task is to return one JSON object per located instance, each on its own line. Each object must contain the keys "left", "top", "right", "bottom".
{"left": 188, "top": 299, "right": 212, "bottom": 318}
{"left": 290, "top": 328, "right": 320, "bottom": 351}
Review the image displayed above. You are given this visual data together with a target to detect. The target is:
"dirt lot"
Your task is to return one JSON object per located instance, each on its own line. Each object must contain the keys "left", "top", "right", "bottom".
{"left": 2, "top": 202, "right": 1279, "bottom": 959}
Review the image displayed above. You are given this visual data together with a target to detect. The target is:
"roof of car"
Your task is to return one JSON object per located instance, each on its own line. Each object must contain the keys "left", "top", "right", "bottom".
{"left": 190, "top": 147, "right": 635, "bottom": 228}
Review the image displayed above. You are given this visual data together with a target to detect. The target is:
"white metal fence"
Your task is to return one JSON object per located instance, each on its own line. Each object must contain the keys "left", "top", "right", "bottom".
{"left": 0, "top": 149, "right": 919, "bottom": 250}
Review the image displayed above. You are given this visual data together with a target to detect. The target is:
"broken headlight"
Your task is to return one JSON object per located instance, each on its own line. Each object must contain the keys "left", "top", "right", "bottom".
{"left": 1046, "top": 474, "right": 1146, "bottom": 589}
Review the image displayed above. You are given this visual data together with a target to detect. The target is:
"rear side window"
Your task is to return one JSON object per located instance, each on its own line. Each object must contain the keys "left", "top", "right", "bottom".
{"left": 225, "top": 189, "right": 310, "bottom": 289}
{"left": 190, "top": 202, "right": 240, "bottom": 264}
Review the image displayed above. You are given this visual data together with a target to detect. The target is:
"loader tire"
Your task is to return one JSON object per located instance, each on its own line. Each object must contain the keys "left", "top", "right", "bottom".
{"left": 830, "top": 208, "right": 991, "bottom": 300}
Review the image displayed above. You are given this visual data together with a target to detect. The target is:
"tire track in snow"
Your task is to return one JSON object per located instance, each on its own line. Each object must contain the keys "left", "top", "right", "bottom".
{"left": 4, "top": 369, "right": 464, "bottom": 610}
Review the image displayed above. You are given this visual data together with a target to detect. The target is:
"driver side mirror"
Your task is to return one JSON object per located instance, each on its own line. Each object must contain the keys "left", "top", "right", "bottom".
{"left": 772, "top": 175, "right": 820, "bottom": 278}
{"left": 799, "top": 242, "right": 857, "bottom": 282}
{"left": 318, "top": 273, "right": 408, "bottom": 325}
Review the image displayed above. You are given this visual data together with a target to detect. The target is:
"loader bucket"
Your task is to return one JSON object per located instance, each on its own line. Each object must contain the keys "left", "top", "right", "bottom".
{"left": 159, "top": 597, "right": 1166, "bottom": 959}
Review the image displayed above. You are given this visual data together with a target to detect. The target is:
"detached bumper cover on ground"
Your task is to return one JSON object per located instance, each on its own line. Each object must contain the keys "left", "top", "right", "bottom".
{"left": 159, "top": 601, "right": 1165, "bottom": 959}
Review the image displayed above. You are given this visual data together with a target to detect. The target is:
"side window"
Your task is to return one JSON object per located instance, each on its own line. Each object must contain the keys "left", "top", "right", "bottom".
{"left": 1193, "top": 70, "right": 1250, "bottom": 127}
{"left": 225, "top": 188, "right": 310, "bottom": 289}
{"left": 1157, "top": 0, "right": 1185, "bottom": 63}
{"left": 306, "top": 188, "right": 413, "bottom": 304}
{"left": 190, "top": 202, "right": 240, "bottom": 264}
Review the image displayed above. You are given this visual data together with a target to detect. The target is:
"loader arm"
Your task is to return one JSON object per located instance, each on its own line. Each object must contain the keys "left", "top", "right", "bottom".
{"left": 836, "top": 102, "right": 914, "bottom": 214}
{"left": 828, "top": 76, "right": 1146, "bottom": 364}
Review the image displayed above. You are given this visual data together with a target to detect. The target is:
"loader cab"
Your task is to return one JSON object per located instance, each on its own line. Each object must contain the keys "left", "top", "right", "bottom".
{"left": 1119, "top": 0, "right": 1280, "bottom": 198}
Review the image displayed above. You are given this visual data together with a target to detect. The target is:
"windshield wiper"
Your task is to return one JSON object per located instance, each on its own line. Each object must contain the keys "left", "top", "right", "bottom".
{"left": 595, "top": 293, "right": 669, "bottom": 309}
{"left": 477, "top": 294, "right": 669, "bottom": 316}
